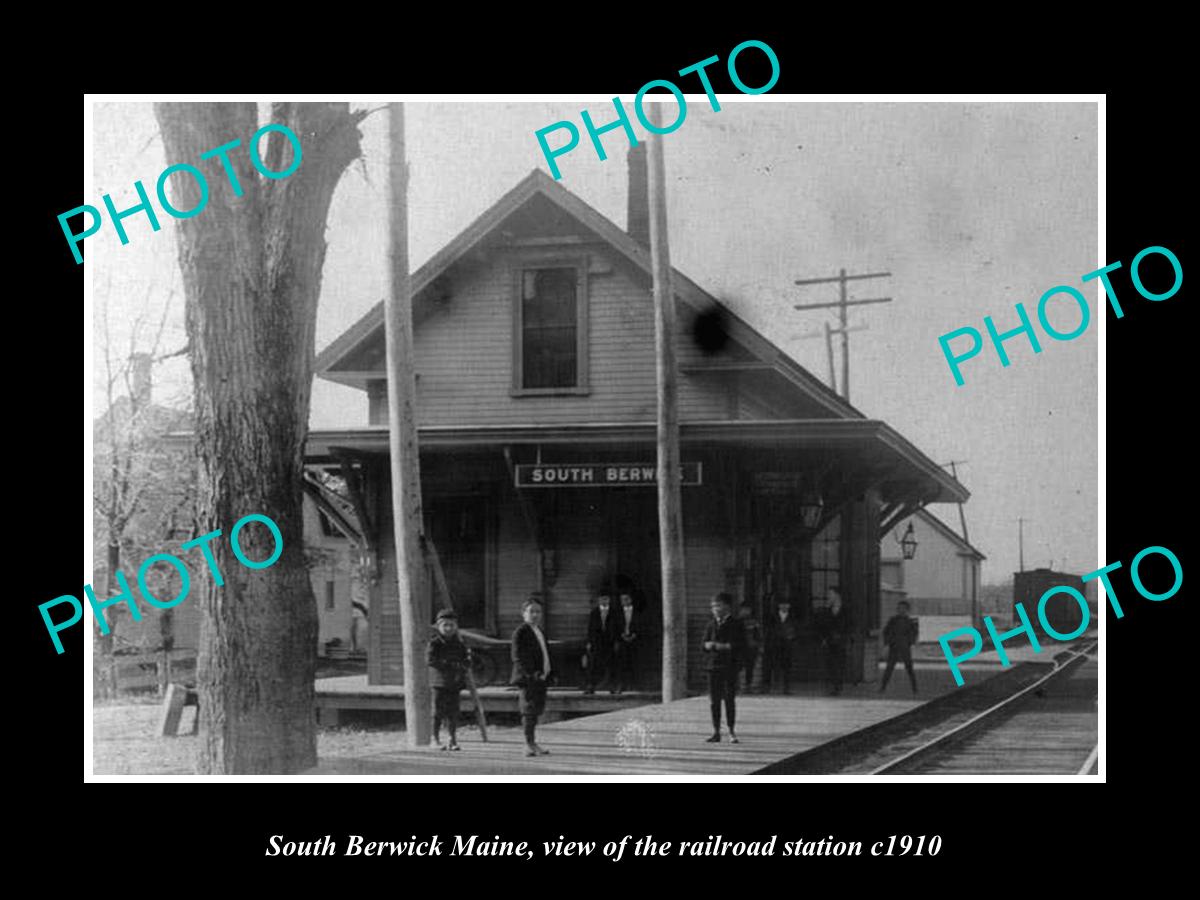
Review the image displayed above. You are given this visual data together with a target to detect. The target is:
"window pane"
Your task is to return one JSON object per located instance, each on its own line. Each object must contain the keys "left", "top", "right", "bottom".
{"left": 810, "top": 515, "right": 840, "bottom": 608}
{"left": 523, "top": 325, "right": 576, "bottom": 388}
{"left": 522, "top": 267, "right": 578, "bottom": 388}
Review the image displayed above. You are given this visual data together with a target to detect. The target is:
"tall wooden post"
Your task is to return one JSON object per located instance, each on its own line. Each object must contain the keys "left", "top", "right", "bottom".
{"left": 823, "top": 320, "right": 837, "bottom": 394}
{"left": 647, "top": 104, "right": 687, "bottom": 702}
{"left": 838, "top": 269, "right": 850, "bottom": 401}
{"left": 383, "top": 103, "right": 431, "bottom": 746}
{"left": 794, "top": 270, "right": 892, "bottom": 403}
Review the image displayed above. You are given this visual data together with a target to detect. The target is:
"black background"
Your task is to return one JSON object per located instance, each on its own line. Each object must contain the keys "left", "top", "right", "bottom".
{"left": 23, "top": 24, "right": 1188, "bottom": 884}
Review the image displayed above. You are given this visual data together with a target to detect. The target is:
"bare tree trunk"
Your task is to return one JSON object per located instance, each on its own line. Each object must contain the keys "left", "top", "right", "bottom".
{"left": 94, "top": 538, "right": 122, "bottom": 700}
{"left": 155, "top": 102, "right": 364, "bottom": 774}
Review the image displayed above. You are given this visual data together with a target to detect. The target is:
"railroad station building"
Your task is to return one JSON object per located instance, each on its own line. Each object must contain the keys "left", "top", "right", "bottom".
{"left": 303, "top": 149, "right": 969, "bottom": 690}
{"left": 879, "top": 508, "right": 986, "bottom": 647}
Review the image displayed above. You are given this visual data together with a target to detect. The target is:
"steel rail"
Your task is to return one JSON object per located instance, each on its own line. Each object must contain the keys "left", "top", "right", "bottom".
{"left": 870, "top": 640, "right": 1097, "bottom": 775}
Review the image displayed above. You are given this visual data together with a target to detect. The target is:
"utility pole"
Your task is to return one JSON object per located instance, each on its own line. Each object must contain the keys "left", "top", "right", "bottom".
{"left": 1018, "top": 517, "right": 1027, "bottom": 573}
{"left": 942, "top": 460, "right": 970, "bottom": 544}
{"left": 648, "top": 103, "right": 687, "bottom": 702}
{"left": 790, "top": 322, "right": 865, "bottom": 393}
{"left": 383, "top": 103, "right": 431, "bottom": 747}
{"left": 794, "top": 269, "right": 893, "bottom": 402}
{"left": 823, "top": 321, "right": 837, "bottom": 394}
{"left": 940, "top": 459, "right": 974, "bottom": 626}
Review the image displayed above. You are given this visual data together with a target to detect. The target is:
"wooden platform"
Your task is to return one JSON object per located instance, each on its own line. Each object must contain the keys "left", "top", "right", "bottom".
{"left": 311, "top": 692, "right": 924, "bottom": 775}
{"left": 314, "top": 675, "right": 656, "bottom": 725}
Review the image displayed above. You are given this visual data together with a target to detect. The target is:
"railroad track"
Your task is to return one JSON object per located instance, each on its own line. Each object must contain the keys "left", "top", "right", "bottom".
{"left": 870, "top": 640, "right": 1098, "bottom": 775}
{"left": 756, "top": 636, "right": 1098, "bottom": 775}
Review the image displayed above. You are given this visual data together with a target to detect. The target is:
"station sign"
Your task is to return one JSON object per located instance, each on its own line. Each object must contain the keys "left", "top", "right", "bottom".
{"left": 515, "top": 462, "right": 703, "bottom": 488}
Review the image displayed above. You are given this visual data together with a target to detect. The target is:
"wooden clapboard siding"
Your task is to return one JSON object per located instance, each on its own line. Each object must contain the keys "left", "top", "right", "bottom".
{"left": 494, "top": 500, "right": 539, "bottom": 639}
{"left": 684, "top": 528, "right": 733, "bottom": 688}
{"left": 359, "top": 246, "right": 756, "bottom": 428}
{"left": 738, "top": 391, "right": 777, "bottom": 420}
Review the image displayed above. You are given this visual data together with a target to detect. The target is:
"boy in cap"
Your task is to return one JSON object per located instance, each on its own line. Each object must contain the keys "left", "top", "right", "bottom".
{"left": 702, "top": 592, "right": 746, "bottom": 743}
{"left": 426, "top": 608, "right": 470, "bottom": 750}
{"left": 880, "top": 600, "right": 920, "bottom": 695}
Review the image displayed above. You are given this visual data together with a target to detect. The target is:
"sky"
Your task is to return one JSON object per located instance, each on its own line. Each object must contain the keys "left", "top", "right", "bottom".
{"left": 90, "top": 98, "right": 1098, "bottom": 585}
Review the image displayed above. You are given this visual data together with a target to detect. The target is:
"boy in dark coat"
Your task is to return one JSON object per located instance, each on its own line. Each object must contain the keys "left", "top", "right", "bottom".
{"left": 584, "top": 589, "right": 619, "bottom": 694}
{"left": 880, "top": 600, "right": 920, "bottom": 695}
{"left": 426, "top": 608, "right": 470, "bottom": 750}
{"left": 511, "top": 595, "right": 554, "bottom": 757}
{"left": 702, "top": 592, "right": 746, "bottom": 744}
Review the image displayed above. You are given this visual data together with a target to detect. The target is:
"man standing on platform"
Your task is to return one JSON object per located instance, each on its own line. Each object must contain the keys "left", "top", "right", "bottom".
{"left": 815, "top": 587, "right": 848, "bottom": 696}
{"left": 614, "top": 590, "right": 643, "bottom": 694}
{"left": 880, "top": 600, "right": 920, "bottom": 696}
{"left": 584, "top": 589, "right": 619, "bottom": 694}
{"left": 511, "top": 595, "right": 554, "bottom": 757}
{"left": 702, "top": 592, "right": 746, "bottom": 744}
{"left": 738, "top": 600, "right": 762, "bottom": 692}
{"left": 763, "top": 596, "right": 799, "bottom": 694}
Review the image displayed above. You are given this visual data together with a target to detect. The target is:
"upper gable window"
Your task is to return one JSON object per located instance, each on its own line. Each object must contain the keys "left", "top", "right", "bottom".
{"left": 513, "top": 261, "right": 589, "bottom": 394}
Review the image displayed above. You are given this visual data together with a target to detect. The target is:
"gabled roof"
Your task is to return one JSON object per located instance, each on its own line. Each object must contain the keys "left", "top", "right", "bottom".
{"left": 315, "top": 169, "right": 860, "bottom": 420}
{"left": 908, "top": 507, "right": 986, "bottom": 559}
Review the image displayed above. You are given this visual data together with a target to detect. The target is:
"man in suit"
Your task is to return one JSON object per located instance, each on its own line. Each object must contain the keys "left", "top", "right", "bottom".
{"left": 814, "top": 587, "right": 848, "bottom": 696}
{"left": 584, "top": 589, "right": 619, "bottom": 694}
{"left": 880, "top": 600, "right": 920, "bottom": 695}
{"left": 702, "top": 592, "right": 747, "bottom": 743}
{"left": 510, "top": 595, "right": 554, "bottom": 757}
{"left": 763, "top": 597, "right": 799, "bottom": 694}
{"left": 737, "top": 599, "right": 762, "bottom": 691}
{"left": 614, "top": 590, "right": 644, "bottom": 694}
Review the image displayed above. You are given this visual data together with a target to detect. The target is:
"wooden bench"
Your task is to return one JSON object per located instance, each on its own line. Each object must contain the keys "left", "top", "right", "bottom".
{"left": 159, "top": 683, "right": 200, "bottom": 737}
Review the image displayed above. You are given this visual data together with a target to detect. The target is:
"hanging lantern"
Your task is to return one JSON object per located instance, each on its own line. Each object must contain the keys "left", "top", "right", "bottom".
{"left": 899, "top": 522, "right": 919, "bottom": 560}
{"left": 798, "top": 492, "right": 824, "bottom": 531}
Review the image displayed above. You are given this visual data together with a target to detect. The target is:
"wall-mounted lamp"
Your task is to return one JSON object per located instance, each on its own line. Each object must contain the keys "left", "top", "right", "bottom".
{"left": 896, "top": 522, "right": 919, "bottom": 560}
{"left": 798, "top": 492, "right": 824, "bottom": 531}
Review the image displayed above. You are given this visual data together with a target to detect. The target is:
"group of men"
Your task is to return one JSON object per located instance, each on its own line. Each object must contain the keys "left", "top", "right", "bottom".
{"left": 424, "top": 589, "right": 921, "bottom": 755}
{"left": 582, "top": 588, "right": 643, "bottom": 695}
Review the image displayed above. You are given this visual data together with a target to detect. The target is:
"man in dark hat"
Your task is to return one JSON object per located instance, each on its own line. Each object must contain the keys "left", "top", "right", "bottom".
{"left": 880, "top": 600, "right": 920, "bottom": 696}
{"left": 584, "top": 588, "right": 619, "bottom": 694}
{"left": 763, "top": 596, "right": 799, "bottom": 694}
{"left": 814, "top": 587, "right": 848, "bottom": 696}
{"left": 426, "top": 608, "right": 470, "bottom": 750}
{"left": 614, "top": 589, "right": 646, "bottom": 694}
{"left": 737, "top": 599, "right": 762, "bottom": 692}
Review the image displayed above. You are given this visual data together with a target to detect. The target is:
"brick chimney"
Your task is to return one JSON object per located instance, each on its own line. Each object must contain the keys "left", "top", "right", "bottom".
{"left": 626, "top": 142, "right": 650, "bottom": 248}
